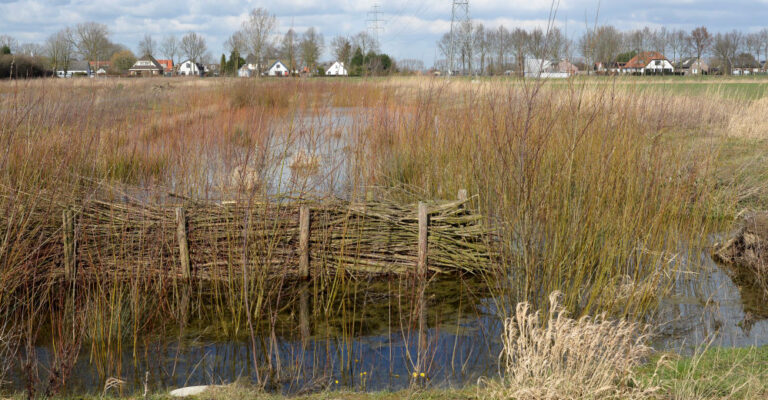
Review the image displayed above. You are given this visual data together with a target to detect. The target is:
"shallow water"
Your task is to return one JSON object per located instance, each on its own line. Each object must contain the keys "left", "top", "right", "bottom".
{"left": 10, "top": 247, "right": 768, "bottom": 396}
{"left": 656, "top": 249, "right": 768, "bottom": 351}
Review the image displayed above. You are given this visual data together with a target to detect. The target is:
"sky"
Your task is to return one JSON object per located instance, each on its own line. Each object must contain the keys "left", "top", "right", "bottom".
{"left": 2, "top": 0, "right": 768, "bottom": 65}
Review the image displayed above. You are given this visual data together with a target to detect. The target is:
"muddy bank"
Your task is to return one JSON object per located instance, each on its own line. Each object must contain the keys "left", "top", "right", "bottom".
{"left": 714, "top": 212, "right": 768, "bottom": 312}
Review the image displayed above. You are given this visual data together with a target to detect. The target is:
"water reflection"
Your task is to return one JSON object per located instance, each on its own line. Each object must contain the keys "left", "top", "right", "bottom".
{"left": 17, "top": 276, "right": 502, "bottom": 396}
{"left": 656, "top": 249, "right": 768, "bottom": 351}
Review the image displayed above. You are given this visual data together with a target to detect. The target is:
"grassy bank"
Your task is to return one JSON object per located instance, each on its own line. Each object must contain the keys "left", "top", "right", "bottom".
{"left": 11, "top": 346, "right": 767, "bottom": 399}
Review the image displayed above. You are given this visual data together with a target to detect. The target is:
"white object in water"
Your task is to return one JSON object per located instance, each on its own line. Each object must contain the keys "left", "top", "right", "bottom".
{"left": 169, "top": 385, "right": 211, "bottom": 397}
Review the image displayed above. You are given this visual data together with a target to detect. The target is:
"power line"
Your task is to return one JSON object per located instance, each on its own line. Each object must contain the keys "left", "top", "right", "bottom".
{"left": 367, "top": 3, "right": 385, "bottom": 47}
{"left": 448, "top": 0, "right": 470, "bottom": 75}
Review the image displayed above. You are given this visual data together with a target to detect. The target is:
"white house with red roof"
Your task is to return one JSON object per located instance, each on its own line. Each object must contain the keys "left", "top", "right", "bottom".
{"left": 620, "top": 52, "right": 674, "bottom": 75}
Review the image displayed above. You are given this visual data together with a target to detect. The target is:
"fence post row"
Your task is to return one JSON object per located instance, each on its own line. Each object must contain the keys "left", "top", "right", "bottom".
{"left": 62, "top": 209, "right": 76, "bottom": 281}
{"left": 299, "top": 205, "right": 310, "bottom": 280}
{"left": 176, "top": 207, "right": 190, "bottom": 279}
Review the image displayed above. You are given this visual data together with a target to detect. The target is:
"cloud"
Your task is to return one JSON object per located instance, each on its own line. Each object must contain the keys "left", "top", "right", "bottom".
{"left": 2, "top": 0, "right": 768, "bottom": 66}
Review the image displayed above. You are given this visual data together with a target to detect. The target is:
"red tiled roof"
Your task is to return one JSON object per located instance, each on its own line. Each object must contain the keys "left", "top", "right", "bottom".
{"left": 89, "top": 61, "right": 111, "bottom": 69}
{"left": 624, "top": 52, "right": 668, "bottom": 69}
{"left": 156, "top": 59, "right": 173, "bottom": 72}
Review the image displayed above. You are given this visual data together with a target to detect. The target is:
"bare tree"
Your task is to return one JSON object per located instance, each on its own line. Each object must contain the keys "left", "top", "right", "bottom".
{"left": 0, "top": 35, "right": 18, "bottom": 53}
{"left": 280, "top": 29, "right": 299, "bottom": 72}
{"left": 712, "top": 31, "right": 742, "bottom": 74}
{"left": 71, "top": 22, "right": 110, "bottom": 61}
{"left": 241, "top": 7, "right": 277, "bottom": 72}
{"left": 668, "top": 29, "right": 688, "bottom": 63}
{"left": 352, "top": 31, "right": 379, "bottom": 57}
{"left": 651, "top": 27, "right": 669, "bottom": 55}
{"left": 510, "top": 28, "right": 529, "bottom": 76}
{"left": 137, "top": 34, "right": 156, "bottom": 58}
{"left": 688, "top": 26, "right": 712, "bottom": 64}
{"left": 592, "top": 26, "right": 622, "bottom": 66}
{"left": 45, "top": 29, "right": 74, "bottom": 72}
{"left": 17, "top": 43, "right": 44, "bottom": 57}
{"left": 473, "top": 23, "right": 489, "bottom": 74}
{"left": 180, "top": 32, "right": 207, "bottom": 64}
{"left": 491, "top": 26, "right": 510, "bottom": 74}
{"left": 745, "top": 32, "right": 762, "bottom": 68}
{"left": 545, "top": 27, "right": 568, "bottom": 61}
{"left": 330, "top": 35, "right": 352, "bottom": 66}
{"left": 398, "top": 59, "right": 424, "bottom": 73}
{"left": 762, "top": 28, "right": 768, "bottom": 71}
{"left": 300, "top": 27, "right": 324, "bottom": 73}
{"left": 225, "top": 31, "right": 245, "bottom": 54}
{"left": 161, "top": 35, "right": 179, "bottom": 64}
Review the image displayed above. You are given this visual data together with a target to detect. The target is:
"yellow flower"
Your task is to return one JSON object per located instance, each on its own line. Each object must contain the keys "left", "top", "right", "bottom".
{"left": 335, "top": 380, "right": 339, "bottom": 384}
{"left": 412, "top": 372, "right": 418, "bottom": 378}
{"left": 420, "top": 372, "right": 425, "bottom": 378}
{"left": 363, "top": 372, "right": 367, "bottom": 375}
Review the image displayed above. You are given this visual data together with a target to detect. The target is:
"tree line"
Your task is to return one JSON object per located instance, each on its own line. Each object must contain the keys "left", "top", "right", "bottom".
{"left": 1, "top": 7, "right": 397, "bottom": 77}
{"left": 0, "top": 24, "right": 209, "bottom": 75}
{"left": 439, "top": 23, "right": 768, "bottom": 75}
{"left": 218, "top": 8, "right": 395, "bottom": 76}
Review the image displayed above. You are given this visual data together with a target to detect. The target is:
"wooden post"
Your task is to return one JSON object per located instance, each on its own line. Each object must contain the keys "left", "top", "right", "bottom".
{"left": 299, "top": 205, "right": 310, "bottom": 279}
{"left": 458, "top": 189, "right": 468, "bottom": 203}
{"left": 62, "top": 209, "right": 76, "bottom": 281}
{"left": 299, "top": 283, "right": 310, "bottom": 345}
{"left": 176, "top": 207, "right": 190, "bottom": 279}
{"left": 417, "top": 202, "right": 428, "bottom": 276}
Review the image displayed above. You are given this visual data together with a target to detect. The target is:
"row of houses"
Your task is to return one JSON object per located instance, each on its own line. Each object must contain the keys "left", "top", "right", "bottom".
{"left": 127, "top": 56, "right": 207, "bottom": 77}
{"left": 237, "top": 55, "right": 349, "bottom": 77}
{"left": 56, "top": 56, "right": 211, "bottom": 78}
{"left": 526, "top": 51, "right": 768, "bottom": 78}
{"left": 597, "top": 51, "right": 768, "bottom": 76}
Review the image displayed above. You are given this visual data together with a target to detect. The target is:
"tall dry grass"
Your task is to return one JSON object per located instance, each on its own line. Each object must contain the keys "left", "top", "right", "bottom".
{"left": 358, "top": 78, "right": 737, "bottom": 318}
{"left": 0, "top": 76, "right": 755, "bottom": 394}
{"left": 482, "top": 291, "right": 655, "bottom": 399}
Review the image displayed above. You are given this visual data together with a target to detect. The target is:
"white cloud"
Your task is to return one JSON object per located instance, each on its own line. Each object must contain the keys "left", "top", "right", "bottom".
{"left": 2, "top": 0, "right": 768, "bottom": 66}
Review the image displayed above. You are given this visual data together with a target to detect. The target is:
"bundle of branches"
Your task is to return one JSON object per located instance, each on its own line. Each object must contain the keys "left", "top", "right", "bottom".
{"left": 4, "top": 189, "right": 494, "bottom": 282}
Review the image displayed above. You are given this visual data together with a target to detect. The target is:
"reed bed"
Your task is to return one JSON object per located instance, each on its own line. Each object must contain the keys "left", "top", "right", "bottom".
{"left": 0, "top": 76, "right": 762, "bottom": 395}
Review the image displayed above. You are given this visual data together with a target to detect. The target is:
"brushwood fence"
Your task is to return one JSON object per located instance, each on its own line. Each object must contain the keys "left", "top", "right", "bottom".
{"left": 43, "top": 193, "right": 493, "bottom": 281}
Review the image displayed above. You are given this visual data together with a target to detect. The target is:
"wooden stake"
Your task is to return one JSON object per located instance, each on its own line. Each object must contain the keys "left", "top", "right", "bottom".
{"left": 418, "top": 202, "right": 428, "bottom": 276}
{"left": 299, "top": 205, "right": 310, "bottom": 279}
{"left": 62, "top": 209, "right": 76, "bottom": 281}
{"left": 458, "top": 189, "right": 468, "bottom": 202}
{"left": 176, "top": 207, "right": 190, "bottom": 279}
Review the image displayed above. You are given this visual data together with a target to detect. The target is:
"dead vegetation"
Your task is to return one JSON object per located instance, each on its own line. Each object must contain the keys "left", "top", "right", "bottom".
{"left": 714, "top": 211, "right": 768, "bottom": 297}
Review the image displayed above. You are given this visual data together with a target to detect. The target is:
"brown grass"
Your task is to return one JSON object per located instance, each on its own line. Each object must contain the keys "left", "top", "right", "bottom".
{"left": 482, "top": 292, "right": 656, "bottom": 400}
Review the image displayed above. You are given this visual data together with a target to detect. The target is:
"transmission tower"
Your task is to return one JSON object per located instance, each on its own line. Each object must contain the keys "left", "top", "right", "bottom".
{"left": 448, "top": 0, "right": 470, "bottom": 75}
{"left": 367, "top": 4, "right": 385, "bottom": 48}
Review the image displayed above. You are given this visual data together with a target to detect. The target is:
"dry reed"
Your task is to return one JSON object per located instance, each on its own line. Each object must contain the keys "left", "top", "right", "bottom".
{"left": 482, "top": 291, "right": 656, "bottom": 400}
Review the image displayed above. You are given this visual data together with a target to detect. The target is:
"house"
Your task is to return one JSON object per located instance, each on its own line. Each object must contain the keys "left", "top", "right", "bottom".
{"left": 678, "top": 57, "right": 709, "bottom": 76}
{"left": 524, "top": 59, "right": 552, "bottom": 77}
{"left": 206, "top": 64, "right": 220, "bottom": 76}
{"left": 238, "top": 54, "right": 259, "bottom": 77}
{"left": 265, "top": 60, "right": 289, "bottom": 77}
{"left": 128, "top": 56, "right": 164, "bottom": 76}
{"left": 620, "top": 52, "right": 674, "bottom": 75}
{"left": 556, "top": 59, "right": 579, "bottom": 75}
{"left": 56, "top": 60, "right": 92, "bottom": 78}
{"left": 89, "top": 61, "right": 110, "bottom": 73}
{"left": 325, "top": 61, "right": 348, "bottom": 76}
{"left": 524, "top": 59, "right": 569, "bottom": 79}
{"left": 177, "top": 59, "right": 205, "bottom": 76}
{"left": 156, "top": 59, "right": 174, "bottom": 76}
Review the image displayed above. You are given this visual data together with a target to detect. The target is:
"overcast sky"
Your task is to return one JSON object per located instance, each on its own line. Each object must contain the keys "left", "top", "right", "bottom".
{"left": 2, "top": 0, "right": 768, "bottom": 65}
